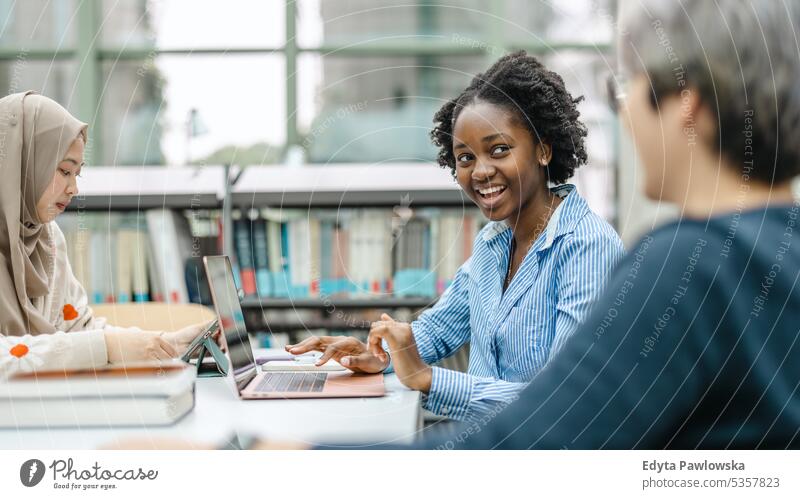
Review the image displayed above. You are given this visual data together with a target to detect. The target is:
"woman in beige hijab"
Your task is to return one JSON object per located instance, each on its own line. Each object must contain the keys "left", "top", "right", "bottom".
{"left": 0, "top": 91, "right": 205, "bottom": 378}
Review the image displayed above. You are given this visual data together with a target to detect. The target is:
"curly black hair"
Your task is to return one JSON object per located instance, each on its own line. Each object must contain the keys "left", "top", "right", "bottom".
{"left": 431, "top": 51, "right": 588, "bottom": 184}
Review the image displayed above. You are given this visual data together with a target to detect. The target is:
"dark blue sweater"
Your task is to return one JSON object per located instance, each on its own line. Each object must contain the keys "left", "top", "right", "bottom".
{"left": 413, "top": 203, "right": 800, "bottom": 449}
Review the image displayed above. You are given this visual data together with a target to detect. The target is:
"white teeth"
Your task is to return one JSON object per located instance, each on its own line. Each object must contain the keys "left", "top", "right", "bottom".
{"left": 478, "top": 185, "right": 506, "bottom": 196}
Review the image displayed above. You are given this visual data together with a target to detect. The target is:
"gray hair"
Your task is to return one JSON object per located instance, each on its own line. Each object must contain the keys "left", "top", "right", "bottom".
{"left": 618, "top": 0, "right": 800, "bottom": 184}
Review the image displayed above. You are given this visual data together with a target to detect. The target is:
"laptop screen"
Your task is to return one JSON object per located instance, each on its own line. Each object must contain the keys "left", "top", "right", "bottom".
{"left": 203, "top": 256, "right": 257, "bottom": 393}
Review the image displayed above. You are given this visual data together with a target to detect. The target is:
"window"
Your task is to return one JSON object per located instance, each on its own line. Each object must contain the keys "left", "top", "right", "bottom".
{"left": 0, "top": 0, "right": 617, "bottom": 220}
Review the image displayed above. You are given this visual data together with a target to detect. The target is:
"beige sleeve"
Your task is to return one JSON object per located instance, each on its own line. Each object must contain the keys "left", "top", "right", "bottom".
{"left": 0, "top": 330, "right": 108, "bottom": 380}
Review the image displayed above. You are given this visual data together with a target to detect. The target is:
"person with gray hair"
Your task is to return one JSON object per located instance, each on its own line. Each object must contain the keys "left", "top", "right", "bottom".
{"left": 615, "top": 0, "right": 800, "bottom": 197}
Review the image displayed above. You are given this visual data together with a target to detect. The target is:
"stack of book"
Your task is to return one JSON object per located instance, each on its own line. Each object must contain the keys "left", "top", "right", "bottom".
{"left": 0, "top": 361, "right": 195, "bottom": 428}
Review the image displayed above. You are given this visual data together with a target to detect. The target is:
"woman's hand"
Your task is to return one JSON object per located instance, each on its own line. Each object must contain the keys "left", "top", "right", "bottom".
{"left": 161, "top": 323, "right": 207, "bottom": 356}
{"left": 285, "top": 335, "right": 389, "bottom": 373}
{"left": 104, "top": 331, "right": 177, "bottom": 364}
{"left": 368, "top": 313, "right": 431, "bottom": 392}
{"left": 105, "top": 320, "right": 223, "bottom": 364}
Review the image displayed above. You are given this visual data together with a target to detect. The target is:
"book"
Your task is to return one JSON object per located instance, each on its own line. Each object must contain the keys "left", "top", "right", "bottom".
{"left": 115, "top": 229, "right": 134, "bottom": 303}
{"left": 145, "top": 209, "right": 192, "bottom": 303}
{"left": 308, "top": 218, "right": 321, "bottom": 296}
{"left": 145, "top": 228, "right": 164, "bottom": 302}
{"left": 251, "top": 217, "right": 272, "bottom": 297}
{"left": 0, "top": 361, "right": 195, "bottom": 428}
{"left": 131, "top": 229, "right": 150, "bottom": 302}
{"left": 58, "top": 213, "right": 93, "bottom": 298}
{"left": 89, "top": 230, "right": 114, "bottom": 303}
{"left": 394, "top": 216, "right": 436, "bottom": 297}
{"left": 233, "top": 215, "right": 257, "bottom": 297}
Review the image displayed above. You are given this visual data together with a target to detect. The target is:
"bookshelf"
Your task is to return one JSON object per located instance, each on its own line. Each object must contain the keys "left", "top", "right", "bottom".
{"left": 61, "top": 165, "right": 226, "bottom": 304}
{"left": 63, "top": 163, "right": 480, "bottom": 341}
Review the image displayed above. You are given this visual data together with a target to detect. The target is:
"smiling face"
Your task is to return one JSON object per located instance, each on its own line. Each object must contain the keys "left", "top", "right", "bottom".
{"left": 35, "top": 136, "right": 84, "bottom": 223}
{"left": 452, "top": 99, "right": 551, "bottom": 222}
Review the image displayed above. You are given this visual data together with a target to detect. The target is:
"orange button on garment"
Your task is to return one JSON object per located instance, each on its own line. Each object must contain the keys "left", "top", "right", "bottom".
{"left": 9, "top": 344, "right": 29, "bottom": 358}
{"left": 62, "top": 304, "right": 78, "bottom": 321}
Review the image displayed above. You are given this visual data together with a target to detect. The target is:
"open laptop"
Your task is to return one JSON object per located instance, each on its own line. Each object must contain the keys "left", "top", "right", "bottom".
{"left": 203, "top": 255, "right": 385, "bottom": 399}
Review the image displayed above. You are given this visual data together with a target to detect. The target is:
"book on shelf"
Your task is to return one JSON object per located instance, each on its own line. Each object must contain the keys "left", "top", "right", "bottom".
{"left": 230, "top": 207, "right": 483, "bottom": 302}
{"left": 145, "top": 208, "right": 193, "bottom": 303}
{"left": 57, "top": 209, "right": 221, "bottom": 306}
{"left": 89, "top": 229, "right": 114, "bottom": 303}
{"left": 57, "top": 206, "right": 482, "bottom": 307}
{"left": 0, "top": 361, "right": 195, "bottom": 427}
{"left": 233, "top": 214, "right": 258, "bottom": 296}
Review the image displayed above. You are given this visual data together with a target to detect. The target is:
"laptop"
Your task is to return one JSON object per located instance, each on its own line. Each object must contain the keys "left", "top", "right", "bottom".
{"left": 203, "top": 255, "right": 385, "bottom": 399}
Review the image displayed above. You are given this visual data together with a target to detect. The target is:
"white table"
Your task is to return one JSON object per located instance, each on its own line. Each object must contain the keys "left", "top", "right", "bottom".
{"left": 0, "top": 366, "right": 421, "bottom": 450}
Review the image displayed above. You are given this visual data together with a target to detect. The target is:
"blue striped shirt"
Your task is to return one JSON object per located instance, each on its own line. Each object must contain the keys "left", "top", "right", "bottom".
{"left": 406, "top": 184, "right": 624, "bottom": 422}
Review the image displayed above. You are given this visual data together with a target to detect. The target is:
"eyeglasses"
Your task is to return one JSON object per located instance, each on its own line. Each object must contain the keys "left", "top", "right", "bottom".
{"left": 606, "top": 73, "right": 628, "bottom": 114}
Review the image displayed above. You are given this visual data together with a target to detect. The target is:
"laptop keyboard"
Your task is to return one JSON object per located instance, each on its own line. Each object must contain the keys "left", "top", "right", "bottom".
{"left": 255, "top": 372, "right": 328, "bottom": 393}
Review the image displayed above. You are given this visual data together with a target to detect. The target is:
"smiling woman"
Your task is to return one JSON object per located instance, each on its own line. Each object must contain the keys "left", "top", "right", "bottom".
{"left": 287, "top": 51, "right": 625, "bottom": 423}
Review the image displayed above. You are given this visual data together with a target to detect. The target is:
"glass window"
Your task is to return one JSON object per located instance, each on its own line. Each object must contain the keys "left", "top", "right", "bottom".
{"left": 298, "top": 0, "right": 492, "bottom": 49}
{"left": 0, "top": 0, "right": 618, "bottom": 225}
{"left": 100, "top": 54, "right": 286, "bottom": 166}
{"left": 0, "top": 60, "right": 77, "bottom": 111}
{"left": 297, "top": 0, "right": 614, "bottom": 49}
{"left": 503, "top": 0, "right": 615, "bottom": 46}
{"left": 298, "top": 53, "right": 487, "bottom": 163}
{"left": 0, "top": 0, "right": 76, "bottom": 49}
{"left": 542, "top": 50, "right": 616, "bottom": 220}
{"left": 100, "top": 0, "right": 285, "bottom": 49}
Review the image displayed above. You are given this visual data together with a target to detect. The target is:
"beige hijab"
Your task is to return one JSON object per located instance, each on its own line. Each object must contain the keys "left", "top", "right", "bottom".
{"left": 0, "top": 91, "right": 88, "bottom": 336}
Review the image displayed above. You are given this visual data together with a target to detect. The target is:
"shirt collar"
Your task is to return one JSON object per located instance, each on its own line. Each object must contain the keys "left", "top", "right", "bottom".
{"left": 481, "top": 184, "right": 588, "bottom": 251}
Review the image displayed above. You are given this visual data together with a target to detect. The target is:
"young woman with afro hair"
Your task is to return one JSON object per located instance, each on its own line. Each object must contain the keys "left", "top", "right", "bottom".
{"left": 287, "top": 51, "right": 624, "bottom": 423}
